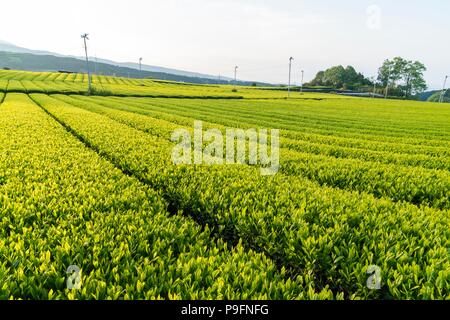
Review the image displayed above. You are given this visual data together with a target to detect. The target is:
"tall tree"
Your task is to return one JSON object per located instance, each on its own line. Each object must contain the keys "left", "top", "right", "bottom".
{"left": 323, "top": 65, "right": 346, "bottom": 88}
{"left": 402, "top": 61, "right": 427, "bottom": 97}
{"left": 378, "top": 57, "right": 427, "bottom": 97}
{"left": 309, "top": 65, "right": 371, "bottom": 89}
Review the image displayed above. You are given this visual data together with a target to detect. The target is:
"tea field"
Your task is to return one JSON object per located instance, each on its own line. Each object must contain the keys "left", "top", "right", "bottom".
{"left": 0, "top": 70, "right": 449, "bottom": 300}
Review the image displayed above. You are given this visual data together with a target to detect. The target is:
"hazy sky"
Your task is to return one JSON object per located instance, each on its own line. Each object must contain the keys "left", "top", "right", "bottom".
{"left": 1, "top": 0, "right": 449, "bottom": 88}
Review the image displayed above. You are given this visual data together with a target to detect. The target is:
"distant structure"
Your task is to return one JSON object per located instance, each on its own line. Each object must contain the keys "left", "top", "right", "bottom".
{"left": 81, "top": 33, "right": 92, "bottom": 94}
{"left": 288, "top": 57, "right": 294, "bottom": 98}
{"left": 300, "top": 70, "right": 304, "bottom": 94}
{"left": 440, "top": 75, "right": 448, "bottom": 103}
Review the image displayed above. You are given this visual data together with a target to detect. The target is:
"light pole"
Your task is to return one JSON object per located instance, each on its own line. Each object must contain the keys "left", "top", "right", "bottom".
{"left": 81, "top": 33, "right": 92, "bottom": 94}
{"left": 440, "top": 75, "right": 448, "bottom": 103}
{"left": 300, "top": 70, "right": 304, "bottom": 94}
{"left": 372, "top": 77, "right": 377, "bottom": 98}
{"left": 139, "top": 58, "right": 143, "bottom": 77}
{"left": 288, "top": 57, "right": 294, "bottom": 98}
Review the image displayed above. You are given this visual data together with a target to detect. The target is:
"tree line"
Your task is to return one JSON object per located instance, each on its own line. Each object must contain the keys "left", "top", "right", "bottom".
{"left": 307, "top": 57, "right": 427, "bottom": 99}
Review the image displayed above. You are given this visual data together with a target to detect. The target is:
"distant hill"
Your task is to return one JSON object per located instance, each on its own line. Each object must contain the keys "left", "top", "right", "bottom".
{"left": 0, "top": 51, "right": 269, "bottom": 86}
{"left": 427, "top": 90, "right": 450, "bottom": 103}
{"left": 0, "top": 40, "right": 225, "bottom": 80}
{"left": 95, "top": 57, "right": 233, "bottom": 82}
{"left": 0, "top": 40, "right": 61, "bottom": 57}
{"left": 0, "top": 40, "right": 268, "bottom": 85}
{"left": 416, "top": 90, "right": 440, "bottom": 101}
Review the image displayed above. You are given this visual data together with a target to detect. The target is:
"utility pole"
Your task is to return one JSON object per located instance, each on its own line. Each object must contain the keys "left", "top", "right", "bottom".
{"left": 440, "top": 75, "right": 448, "bottom": 103}
{"left": 81, "top": 33, "right": 92, "bottom": 94}
{"left": 288, "top": 57, "right": 294, "bottom": 98}
{"left": 372, "top": 77, "right": 376, "bottom": 98}
{"left": 139, "top": 58, "right": 143, "bottom": 78}
{"left": 234, "top": 66, "right": 238, "bottom": 84}
{"left": 300, "top": 70, "right": 304, "bottom": 94}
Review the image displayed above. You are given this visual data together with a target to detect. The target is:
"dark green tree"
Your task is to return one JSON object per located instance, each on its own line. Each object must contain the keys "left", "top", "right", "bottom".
{"left": 378, "top": 57, "right": 427, "bottom": 97}
{"left": 322, "top": 65, "right": 346, "bottom": 88}
{"left": 309, "top": 71, "right": 325, "bottom": 86}
{"left": 308, "top": 65, "right": 371, "bottom": 89}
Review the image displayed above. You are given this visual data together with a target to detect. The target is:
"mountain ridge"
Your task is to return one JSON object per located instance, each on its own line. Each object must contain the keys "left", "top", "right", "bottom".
{"left": 1, "top": 51, "right": 272, "bottom": 85}
{"left": 0, "top": 40, "right": 238, "bottom": 83}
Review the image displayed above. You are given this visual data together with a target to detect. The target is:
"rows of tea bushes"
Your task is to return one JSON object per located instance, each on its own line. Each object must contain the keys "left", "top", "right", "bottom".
{"left": 0, "top": 93, "right": 328, "bottom": 300}
{"left": 0, "top": 69, "right": 319, "bottom": 99}
{"left": 31, "top": 93, "right": 450, "bottom": 299}
{"left": 52, "top": 94, "right": 450, "bottom": 210}
{"left": 80, "top": 95, "right": 450, "bottom": 158}
{"left": 0, "top": 80, "right": 7, "bottom": 92}
{"left": 122, "top": 97, "right": 450, "bottom": 147}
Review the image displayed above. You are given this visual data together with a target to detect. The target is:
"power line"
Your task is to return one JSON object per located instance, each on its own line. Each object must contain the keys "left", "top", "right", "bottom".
{"left": 372, "top": 76, "right": 377, "bottom": 98}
